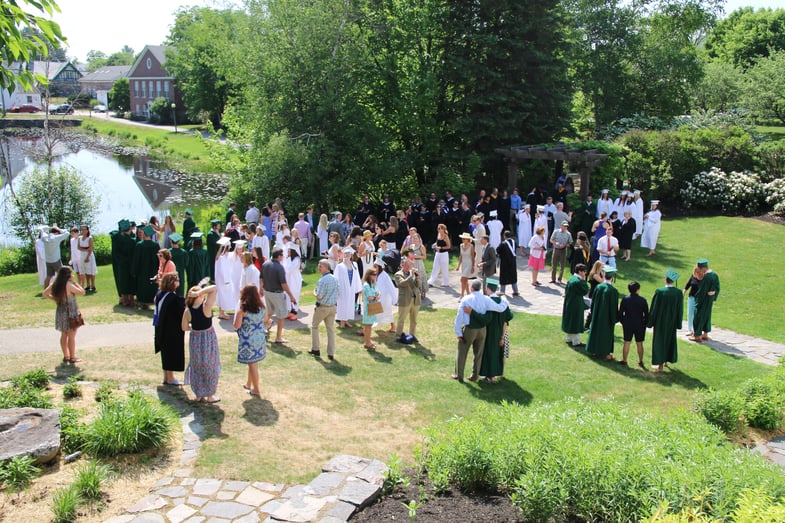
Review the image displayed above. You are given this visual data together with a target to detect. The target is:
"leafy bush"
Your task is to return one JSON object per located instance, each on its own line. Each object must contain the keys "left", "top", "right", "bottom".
{"left": 12, "top": 368, "right": 50, "bottom": 389}
{"left": 694, "top": 389, "right": 744, "bottom": 433}
{"left": 0, "top": 243, "right": 36, "bottom": 276}
{"left": 0, "top": 380, "right": 53, "bottom": 409}
{"left": 60, "top": 405, "right": 87, "bottom": 454}
{"left": 63, "top": 376, "right": 82, "bottom": 399}
{"left": 755, "top": 140, "right": 785, "bottom": 181}
{"left": 0, "top": 455, "right": 41, "bottom": 492}
{"left": 740, "top": 379, "right": 783, "bottom": 430}
{"left": 50, "top": 485, "right": 81, "bottom": 523}
{"left": 766, "top": 178, "right": 785, "bottom": 216}
{"left": 420, "top": 399, "right": 785, "bottom": 522}
{"left": 94, "top": 380, "right": 117, "bottom": 403}
{"left": 82, "top": 394, "right": 177, "bottom": 457}
{"left": 73, "top": 460, "right": 111, "bottom": 501}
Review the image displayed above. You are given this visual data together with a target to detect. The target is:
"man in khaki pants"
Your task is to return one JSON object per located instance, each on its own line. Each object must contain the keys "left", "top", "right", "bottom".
{"left": 394, "top": 258, "right": 422, "bottom": 342}
{"left": 309, "top": 260, "right": 339, "bottom": 360}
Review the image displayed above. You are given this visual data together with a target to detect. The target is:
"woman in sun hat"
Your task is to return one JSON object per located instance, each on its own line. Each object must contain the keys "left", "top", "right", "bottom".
{"left": 455, "top": 232, "right": 476, "bottom": 300}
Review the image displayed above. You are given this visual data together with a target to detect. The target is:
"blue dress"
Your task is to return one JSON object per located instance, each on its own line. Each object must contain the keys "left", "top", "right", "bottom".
{"left": 237, "top": 310, "right": 267, "bottom": 364}
{"left": 362, "top": 282, "right": 379, "bottom": 325}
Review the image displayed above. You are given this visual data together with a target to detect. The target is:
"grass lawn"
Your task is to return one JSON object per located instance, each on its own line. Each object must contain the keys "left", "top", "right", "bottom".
{"left": 0, "top": 308, "right": 771, "bottom": 484}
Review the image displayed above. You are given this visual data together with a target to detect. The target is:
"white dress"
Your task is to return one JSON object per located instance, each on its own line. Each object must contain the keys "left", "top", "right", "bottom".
{"left": 517, "top": 210, "right": 532, "bottom": 250}
{"left": 633, "top": 198, "right": 644, "bottom": 237}
{"left": 35, "top": 237, "right": 46, "bottom": 285}
{"left": 317, "top": 224, "right": 329, "bottom": 255}
{"left": 70, "top": 236, "right": 81, "bottom": 273}
{"left": 640, "top": 209, "right": 662, "bottom": 250}
{"left": 78, "top": 236, "right": 97, "bottom": 275}
{"left": 597, "top": 198, "right": 613, "bottom": 218}
{"left": 228, "top": 251, "right": 244, "bottom": 307}
{"left": 375, "top": 269, "right": 396, "bottom": 324}
{"left": 284, "top": 254, "right": 303, "bottom": 313}
{"left": 215, "top": 254, "right": 235, "bottom": 311}
{"left": 486, "top": 219, "right": 503, "bottom": 249}
{"left": 334, "top": 261, "right": 362, "bottom": 322}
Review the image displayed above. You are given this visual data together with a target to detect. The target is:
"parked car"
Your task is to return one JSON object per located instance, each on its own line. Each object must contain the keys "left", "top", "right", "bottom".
{"left": 49, "top": 104, "right": 74, "bottom": 115}
{"left": 93, "top": 104, "right": 107, "bottom": 113}
{"left": 9, "top": 104, "right": 41, "bottom": 113}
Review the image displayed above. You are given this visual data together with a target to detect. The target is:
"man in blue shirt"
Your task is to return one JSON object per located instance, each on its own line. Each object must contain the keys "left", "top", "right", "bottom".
{"left": 452, "top": 280, "right": 510, "bottom": 382}
{"left": 310, "top": 259, "right": 340, "bottom": 360}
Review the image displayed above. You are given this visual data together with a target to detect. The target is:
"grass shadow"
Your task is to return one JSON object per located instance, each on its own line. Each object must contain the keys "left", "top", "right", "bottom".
{"left": 241, "top": 398, "right": 279, "bottom": 426}
{"left": 268, "top": 342, "right": 299, "bottom": 358}
{"left": 53, "top": 361, "right": 82, "bottom": 380}
{"left": 111, "top": 304, "right": 149, "bottom": 317}
{"left": 317, "top": 357, "right": 352, "bottom": 376}
{"left": 405, "top": 343, "right": 436, "bottom": 361}
{"left": 366, "top": 348, "right": 393, "bottom": 364}
{"left": 468, "top": 377, "right": 533, "bottom": 406}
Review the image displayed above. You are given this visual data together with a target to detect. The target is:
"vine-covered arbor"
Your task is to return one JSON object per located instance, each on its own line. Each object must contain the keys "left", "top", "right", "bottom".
{"left": 495, "top": 144, "right": 608, "bottom": 197}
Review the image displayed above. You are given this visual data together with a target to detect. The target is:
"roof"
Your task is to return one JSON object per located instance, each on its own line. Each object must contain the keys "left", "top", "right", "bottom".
{"left": 30, "top": 61, "right": 81, "bottom": 81}
{"left": 79, "top": 65, "right": 131, "bottom": 83}
{"left": 128, "top": 45, "right": 174, "bottom": 78}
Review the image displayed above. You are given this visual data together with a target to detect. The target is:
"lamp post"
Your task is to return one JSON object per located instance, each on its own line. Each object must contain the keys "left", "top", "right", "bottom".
{"left": 171, "top": 103, "right": 177, "bottom": 133}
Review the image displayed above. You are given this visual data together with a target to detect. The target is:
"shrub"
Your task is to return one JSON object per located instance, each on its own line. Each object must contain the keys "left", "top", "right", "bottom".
{"left": 51, "top": 486, "right": 81, "bottom": 523}
{"left": 82, "top": 394, "right": 177, "bottom": 457}
{"left": 681, "top": 168, "right": 768, "bottom": 215}
{"left": 0, "top": 455, "right": 41, "bottom": 492}
{"left": 73, "top": 460, "right": 111, "bottom": 501}
{"left": 694, "top": 389, "right": 744, "bottom": 433}
{"left": 12, "top": 368, "right": 50, "bottom": 389}
{"left": 63, "top": 376, "right": 82, "bottom": 399}
{"left": 91, "top": 234, "right": 112, "bottom": 266}
{"left": 94, "top": 380, "right": 117, "bottom": 403}
{"left": 60, "top": 405, "right": 87, "bottom": 454}
{"left": 420, "top": 399, "right": 785, "bottom": 522}
{"left": 740, "top": 379, "right": 783, "bottom": 430}
{"left": 0, "top": 380, "right": 53, "bottom": 409}
{"left": 766, "top": 178, "right": 785, "bottom": 216}
{"left": 0, "top": 243, "right": 36, "bottom": 276}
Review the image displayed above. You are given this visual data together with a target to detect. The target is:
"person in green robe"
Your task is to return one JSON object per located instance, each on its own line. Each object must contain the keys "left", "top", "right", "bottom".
{"left": 168, "top": 233, "right": 189, "bottom": 297}
{"left": 562, "top": 263, "right": 589, "bottom": 347}
{"left": 586, "top": 266, "right": 619, "bottom": 360}
{"left": 182, "top": 209, "right": 197, "bottom": 250}
{"left": 131, "top": 225, "right": 160, "bottom": 307}
{"left": 648, "top": 269, "right": 683, "bottom": 371}
{"left": 206, "top": 219, "right": 222, "bottom": 282}
{"left": 111, "top": 219, "right": 137, "bottom": 306}
{"left": 476, "top": 278, "right": 514, "bottom": 383}
{"left": 188, "top": 232, "right": 211, "bottom": 289}
{"left": 578, "top": 194, "right": 597, "bottom": 238}
{"left": 690, "top": 258, "right": 720, "bottom": 342}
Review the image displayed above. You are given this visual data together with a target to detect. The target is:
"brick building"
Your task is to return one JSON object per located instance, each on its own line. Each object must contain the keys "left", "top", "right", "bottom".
{"left": 127, "top": 45, "right": 182, "bottom": 121}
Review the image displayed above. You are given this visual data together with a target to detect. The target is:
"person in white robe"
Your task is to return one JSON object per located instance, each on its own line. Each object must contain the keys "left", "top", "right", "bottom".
{"left": 35, "top": 228, "right": 47, "bottom": 286}
{"left": 632, "top": 190, "right": 644, "bottom": 238}
{"left": 284, "top": 245, "right": 303, "bottom": 320}
{"left": 534, "top": 206, "right": 549, "bottom": 237}
{"left": 334, "top": 247, "right": 362, "bottom": 328}
{"left": 516, "top": 206, "right": 533, "bottom": 256}
{"left": 215, "top": 239, "right": 235, "bottom": 318}
{"left": 486, "top": 211, "right": 503, "bottom": 249}
{"left": 640, "top": 200, "right": 662, "bottom": 256}
{"left": 239, "top": 252, "right": 260, "bottom": 292}
{"left": 597, "top": 189, "right": 613, "bottom": 219}
{"left": 373, "top": 258, "right": 396, "bottom": 332}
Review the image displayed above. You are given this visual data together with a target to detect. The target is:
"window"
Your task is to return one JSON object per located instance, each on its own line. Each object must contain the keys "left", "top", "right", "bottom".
{"left": 149, "top": 81, "right": 153, "bottom": 98}
{"left": 26, "top": 96, "right": 32, "bottom": 103}
{"left": 156, "top": 81, "right": 161, "bottom": 98}
{"left": 164, "top": 80, "right": 169, "bottom": 98}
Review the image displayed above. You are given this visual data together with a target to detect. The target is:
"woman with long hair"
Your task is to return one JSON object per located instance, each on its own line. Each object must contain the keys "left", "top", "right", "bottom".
{"left": 233, "top": 284, "right": 267, "bottom": 397}
{"left": 43, "top": 266, "right": 85, "bottom": 364}
{"left": 78, "top": 225, "right": 97, "bottom": 292}
{"left": 428, "top": 223, "right": 451, "bottom": 288}
{"left": 327, "top": 231, "right": 343, "bottom": 271}
{"left": 154, "top": 273, "right": 185, "bottom": 385}
{"left": 157, "top": 248, "right": 176, "bottom": 280}
{"left": 182, "top": 283, "right": 221, "bottom": 403}
{"left": 162, "top": 214, "right": 176, "bottom": 249}
{"left": 455, "top": 233, "right": 475, "bottom": 300}
{"left": 361, "top": 268, "right": 381, "bottom": 350}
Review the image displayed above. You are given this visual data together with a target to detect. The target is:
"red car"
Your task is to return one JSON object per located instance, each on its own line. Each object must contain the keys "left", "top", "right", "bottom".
{"left": 9, "top": 103, "right": 41, "bottom": 113}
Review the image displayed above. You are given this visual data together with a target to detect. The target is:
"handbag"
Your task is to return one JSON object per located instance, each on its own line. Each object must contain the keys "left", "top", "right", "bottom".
{"left": 367, "top": 300, "right": 383, "bottom": 315}
{"left": 66, "top": 297, "right": 84, "bottom": 329}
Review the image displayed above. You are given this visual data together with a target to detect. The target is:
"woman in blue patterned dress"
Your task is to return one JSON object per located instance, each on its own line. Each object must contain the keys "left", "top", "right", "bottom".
{"left": 233, "top": 284, "right": 267, "bottom": 397}
{"left": 361, "top": 268, "right": 380, "bottom": 350}
{"left": 182, "top": 283, "right": 221, "bottom": 403}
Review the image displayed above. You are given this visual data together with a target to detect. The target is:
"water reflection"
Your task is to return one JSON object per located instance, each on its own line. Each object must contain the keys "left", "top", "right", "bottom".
{"left": 0, "top": 137, "right": 179, "bottom": 246}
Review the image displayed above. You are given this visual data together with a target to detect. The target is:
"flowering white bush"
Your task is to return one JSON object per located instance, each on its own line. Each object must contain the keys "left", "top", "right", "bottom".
{"left": 766, "top": 178, "right": 785, "bottom": 216}
{"left": 681, "top": 167, "right": 769, "bottom": 215}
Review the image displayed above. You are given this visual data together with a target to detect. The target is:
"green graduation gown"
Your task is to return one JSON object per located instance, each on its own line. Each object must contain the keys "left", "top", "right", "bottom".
{"left": 647, "top": 285, "right": 683, "bottom": 365}
{"left": 188, "top": 247, "right": 210, "bottom": 289}
{"left": 207, "top": 230, "right": 221, "bottom": 281}
{"left": 182, "top": 218, "right": 197, "bottom": 249}
{"left": 169, "top": 247, "right": 189, "bottom": 297}
{"left": 693, "top": 270, "right": 720, "bottom": 336}
{"left": 585, "top": 281, "right": 619, "bottom": 358}
{"left": 131, "top": 239, "right": 160, "bottom": 303}
{"left": 476, "top": 296, "right": 514, "bottom": 379}
{"left": 111, "top": 230, "right": 137, "bottom": 296}
{"left": 562, "top": 275, "right": 589, "bottom": 334}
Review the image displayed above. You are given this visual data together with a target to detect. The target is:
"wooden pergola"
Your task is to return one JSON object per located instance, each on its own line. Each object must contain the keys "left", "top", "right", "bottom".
{"left": 495, "top": 143, "right": 608, "bottom": 198}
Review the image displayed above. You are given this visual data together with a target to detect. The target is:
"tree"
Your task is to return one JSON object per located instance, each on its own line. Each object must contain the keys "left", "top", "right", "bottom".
{"left": 743, "top": 50, "right": 785, "bottom": 124}
{"left": 86, "top": 46, "right": 135, "bottom": 72}
{"left": 148, "top": 97, "right": 173, "bottom": 124}
{"left": 165, "top": 7, "right": 244, "bottom": 128}
{"left": 9, "top": 165, "right": 99, "bottom": 241}
{"left": 705, "top": 7, "right": 785, "bottom": 68}
{"left": 690, "top": 60, "right": 743, "bottom": 111}
{"left": 108, "top": 77, "right": 129, "bottom": 112}
{"left": 0, "top": 0, "right": 67, "bottom": 93}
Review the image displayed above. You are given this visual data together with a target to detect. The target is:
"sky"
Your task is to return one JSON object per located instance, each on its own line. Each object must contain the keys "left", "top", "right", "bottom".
{"left": 50, "top": 0, "right": 785, "bottom": 64}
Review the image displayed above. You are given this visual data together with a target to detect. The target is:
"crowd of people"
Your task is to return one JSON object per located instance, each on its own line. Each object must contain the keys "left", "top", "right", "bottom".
{"left": 35, "top": 181, "right": 716, "bottom": 397}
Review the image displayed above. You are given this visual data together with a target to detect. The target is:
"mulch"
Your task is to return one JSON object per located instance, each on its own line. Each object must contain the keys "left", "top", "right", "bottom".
{"left": 351, "top": 470, "right": 525, "bottom": 522}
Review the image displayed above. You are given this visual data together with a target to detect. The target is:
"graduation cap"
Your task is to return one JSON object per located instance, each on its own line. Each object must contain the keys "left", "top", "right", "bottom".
{"left": 185, "top": 208, "right": 193, "bottom": 215}
{"left": 210, "top": 219, "right": 221, "bottom": 225}
{"left": 651, "top": 200, "right": 660, "bottom": 206}
{"left": 142, "top": 225, "right": 155, "bottom": 237}
{"left": 486, "top": 277, "right": 499, "bottom": 291}
{"left": 190, "top": 232, "right": 204, "bottom": 239}
{"left": 169, "top": 232, "right": 183, "bottom": 243}
{"left": 489, "top": 210, "right": 498, "bottom": 217}
{"left": 697, "top": 258, "right": 709, "bottom": 268}
{"left": 342, "top": 246, "right": 355, "bottom": 254}
{"left": 233, "top": 239, "right": 248, "bottom": 248}
{"left": 216, "top": 237, "right": 231, "bottom": 246}
{"left": 665, "top": 269, "right": 680, "bottom": 282}
{"left": 117, "top": 219, "right": 131, "bottom": 232}
{"left": 603, "top": 266, "right": 617, "bottom": 278}
{"left": 601, "top": 189, "right": 609, "bottom": 194}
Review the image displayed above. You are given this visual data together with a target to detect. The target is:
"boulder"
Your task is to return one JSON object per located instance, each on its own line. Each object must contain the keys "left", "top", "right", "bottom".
{"left": 0, "top": 408, "right": 61, "bottom": 465}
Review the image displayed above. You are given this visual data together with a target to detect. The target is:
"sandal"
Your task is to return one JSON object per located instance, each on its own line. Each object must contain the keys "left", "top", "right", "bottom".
{"left": 204, "top": 397, "right": 221, "bottom": 403}
{"left": 364, "top": 344, "right": 376, "bottom": 350}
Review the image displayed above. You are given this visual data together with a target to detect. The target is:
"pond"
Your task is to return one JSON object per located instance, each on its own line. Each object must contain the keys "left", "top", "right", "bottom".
{"left": 0, "top": 136, "right": 226, "bottom": 246}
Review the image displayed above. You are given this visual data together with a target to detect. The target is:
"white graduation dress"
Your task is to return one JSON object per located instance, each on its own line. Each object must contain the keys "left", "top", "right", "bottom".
{"left": 334, "top": 261, "right": 362, "bottom": 322}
